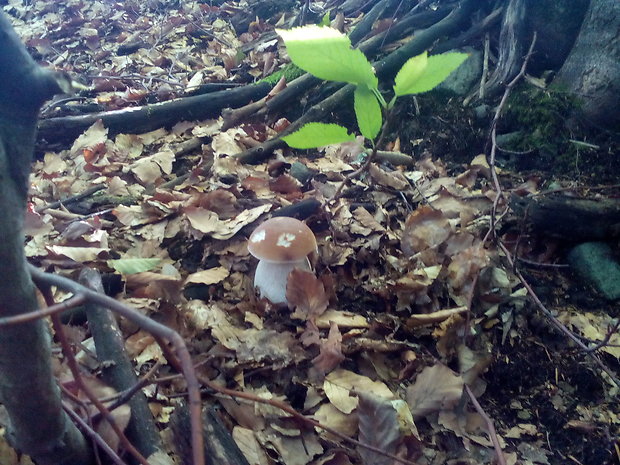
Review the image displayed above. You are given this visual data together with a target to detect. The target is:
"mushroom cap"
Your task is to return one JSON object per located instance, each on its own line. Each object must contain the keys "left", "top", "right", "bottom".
{"left": 248, "top": 217, "right": 317, "bottom": 262}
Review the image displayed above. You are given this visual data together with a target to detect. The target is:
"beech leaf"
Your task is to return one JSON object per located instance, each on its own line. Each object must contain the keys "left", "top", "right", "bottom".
{"left": 287, "top": 269, "right": 328, "bottom": 321}
{"left": 406, "top": 364, "right": 464, "bottom": 418}
{"left": 357, "top": 392, "right": 401, "bottom": 465}
{"left": 281, "top": 122, "right": 355, "bottom": 149}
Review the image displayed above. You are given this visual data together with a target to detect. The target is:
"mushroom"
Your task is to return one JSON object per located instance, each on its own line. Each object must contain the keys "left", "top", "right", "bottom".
{"left": 248, "top": 216, "right": 317, "bottom": 305}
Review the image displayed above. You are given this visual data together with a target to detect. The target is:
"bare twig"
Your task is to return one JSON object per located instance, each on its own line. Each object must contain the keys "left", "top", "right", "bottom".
{"left": 36, "top": 185, "right": 106, "bottom": 213}
{"left": 487, "top": 32, "right": 537, "bottom": 235}
{"left": 465, "top": 385, "right": 507, "bottom": 465}
{"left": 0, "top": 294, "right": 85, "bottom": 326}
{"left": 332, "top": 111, "right": 392, "bottom": 200}
{"left": 63, "top": 401, "right": 127, "bottom": 465}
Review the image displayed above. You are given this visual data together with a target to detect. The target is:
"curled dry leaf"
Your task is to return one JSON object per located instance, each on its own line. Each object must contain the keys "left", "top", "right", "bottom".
{"left": 405, "top": 306, "right": 468, "bottom": 328}
{"left": 313, "top": 402, "right": 358, "bottom": 438}
{"left": 447, "top": 245, "right": 490, "bottom": 305}
{"left": 185, "top": 267, "right": 230, "bottom": 286}
{"left": 185, "top": 204, "right": 271, "bottom": 239}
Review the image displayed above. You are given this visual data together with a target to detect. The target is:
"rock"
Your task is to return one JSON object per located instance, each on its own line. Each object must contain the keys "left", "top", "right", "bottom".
{"left": 567, "top": 242, "right": 620, "bottom": 301}
{"left": 437, "top": 47, "right": 482, "bottom": 96}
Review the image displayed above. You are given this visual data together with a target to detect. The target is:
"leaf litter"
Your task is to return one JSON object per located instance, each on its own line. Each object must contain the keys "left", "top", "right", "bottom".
{"left": 4, "top": 1, "right": 618, "bottom": 464}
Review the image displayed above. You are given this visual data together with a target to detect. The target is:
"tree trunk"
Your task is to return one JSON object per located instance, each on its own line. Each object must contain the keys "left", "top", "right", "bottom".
{"left": 553, "top": 0, "right": 620, "bottom": 127}
{"left": 0, "top": 11, "right": 92, "bottom": 465}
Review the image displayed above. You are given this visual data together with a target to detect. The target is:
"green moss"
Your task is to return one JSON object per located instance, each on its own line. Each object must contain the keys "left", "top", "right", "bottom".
{"left": 502, "top": 85, "right": 579, "bottom": 170}
{"left": 498, "top": 85, "right": 619, "bottom": 182}
{"left": 260, "top": 63, "right": 305, "bottom": 85}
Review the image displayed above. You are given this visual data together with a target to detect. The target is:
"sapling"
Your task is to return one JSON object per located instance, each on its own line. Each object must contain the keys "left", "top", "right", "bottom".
{"left": 275, "top": 25, "right": 468, "bottom": 196}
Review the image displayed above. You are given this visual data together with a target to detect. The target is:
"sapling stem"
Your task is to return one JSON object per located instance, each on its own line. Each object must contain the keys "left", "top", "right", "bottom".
{"left": 332, "top": 107, "right": 393, "bottom": 200}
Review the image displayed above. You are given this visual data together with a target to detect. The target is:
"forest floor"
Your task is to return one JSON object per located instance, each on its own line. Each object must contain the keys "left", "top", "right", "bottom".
{"left": 2, "top": 1, "right": 619, "bottom": 465}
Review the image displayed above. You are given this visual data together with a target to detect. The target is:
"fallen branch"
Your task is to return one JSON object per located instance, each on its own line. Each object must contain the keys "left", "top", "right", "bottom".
{"left": 80, "top": 267, "right": 162, "bottom": 460}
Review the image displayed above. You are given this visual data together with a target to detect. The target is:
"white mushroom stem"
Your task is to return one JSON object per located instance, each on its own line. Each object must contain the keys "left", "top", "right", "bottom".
{"left": 254, "top": 258, "right": 311, "bottom": 305}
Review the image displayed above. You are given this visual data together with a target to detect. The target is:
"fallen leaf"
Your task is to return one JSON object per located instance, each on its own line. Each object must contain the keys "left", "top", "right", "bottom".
{"left": 312, "top": 321, "right": 345, "bottom": 374}
{"left": 401, "top": 206, "right": 452, "bottom": 256}
{"left": 185, "top": 267, "right": 230, "bottom": 285}
{"left": 406, "top": 363, "right": 464, "bottom": 419}
{"left": 185, "top": 204, "right": 271, "bottom": 239}
{"left": 287, "top": 269, "right": 329, "bottom": 321}
{"left": 357, "top": 393, "right": 402, "bottom": 465}
{"left": 324, "top": 369, "right": 394, "bottom": 414}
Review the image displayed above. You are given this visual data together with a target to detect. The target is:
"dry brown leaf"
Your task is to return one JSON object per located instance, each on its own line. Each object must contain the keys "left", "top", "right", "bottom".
{"left": 357, "top": 392, "right": 402, "bottom": 465}
{"left": 324, "top": 369, "right": 394, "bottom": 414}
{"left": 351, "top": 207, "right": 385, "bottom": 236}
{"left": 199, "top": 189, "right": 238, "bottom": 219}
{"left": 406, "top": 306, "right": 468, "bottom": 328}
{"left": 401, "top": 206, "right": 452, "bottom": 256}
{"left": 233, "top": 427, "right": 270, "bottom": 465}
{"left": 265, "top": 431, "right": 323, "bottom": 465}
{"left": 146, "top": 451, "right": 175, "bottom": 465}
{"left": 211, "top": 127, "right": 247, "bottom": 155}
{"left": 369, "top": 163, "right": 409, "bottom": 190}
{"left": 287, "top": 269, "right": 329, "bottom": 321}
{"left": 270, "top": 174, "right": 302, "bottom": 194}
{"left": 185, "top": 204, "right": 271, "bottom": 239}
{"left": 312, "top": 321, "right": 345, "bottom": 374}
{"left": 313, "top": 403, "right": 358, "bottom": 438}
{"left": 559, "top": 312, "right": 620, "bottom": 358}
{"left": 316, "top": 310, "right": 369, "bottom": 329}
{"left": 447, "top": 245, "right": 490, "bottom": 305}
{"left": 46, "top": 245, "right": 109, "bottom": 262}
{"left": 406, "top": 363, "right": 464, "bottom": 419}
{"left": 185, "top": 267, "right": 230, "bottom": 285}
{"left": 129, "top": 150, "right": 175, "bottom": 184}
{"left": 79, "top": 377, "right": 131, "bottom": 453}
{"left": 70, "top": 119, "right": 108, "bottom": 157}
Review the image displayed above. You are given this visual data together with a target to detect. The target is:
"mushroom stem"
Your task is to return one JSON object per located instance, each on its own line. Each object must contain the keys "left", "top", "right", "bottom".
{"left": 254, "top": 258, "right": 310, "bottom": 304}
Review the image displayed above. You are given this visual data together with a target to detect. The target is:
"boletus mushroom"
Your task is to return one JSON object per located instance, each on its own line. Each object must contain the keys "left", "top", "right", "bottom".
{"left": 248, "top": 216, "right": 317, "bottom": 305}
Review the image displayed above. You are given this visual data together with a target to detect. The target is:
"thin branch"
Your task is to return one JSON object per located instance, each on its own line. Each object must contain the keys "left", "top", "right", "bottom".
{"left": 35, "top": 184, "right": 106, "bottom": 213}
{"left": 465, "top": 385, "right": 507, "bottom": 465}
{"left": 63, "top": 401, "right": 127, "bottom": 465}
{"left": 0, "top": 294, "right": 85, "bottom": 326}
{"left": 332, "top": 110, "right": 393, "bottom": 200}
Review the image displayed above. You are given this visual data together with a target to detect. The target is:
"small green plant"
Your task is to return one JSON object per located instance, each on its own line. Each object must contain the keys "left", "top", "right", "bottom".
{"left": 276, "top": 25, "right": 468, "bottom": 151}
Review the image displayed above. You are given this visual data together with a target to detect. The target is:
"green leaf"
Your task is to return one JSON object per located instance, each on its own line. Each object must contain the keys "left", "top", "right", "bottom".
{"left": 393, "top": 51, "right": 428, "bottom": 97}
{"left": 276, "top": 25, "right": 378, "bottom": 89}
{"left": 107, "top": 258, "right": 162, "bottom": 274}
{"left": 319, "top": 11, "right": 331, "bottom": 27}
{"left": 393, "top": 52, "right": 468, "bottom": 96}
{"left": 354, "top": 86, "right": 382, "bottom": 140}
{"left": 281, "top": 123, "right": 355, "bottom": 149}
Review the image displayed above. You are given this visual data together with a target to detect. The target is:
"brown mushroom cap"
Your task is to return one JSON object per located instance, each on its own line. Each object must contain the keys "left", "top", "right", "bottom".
{"left": 248, "top": 217, "right": 317, "bottom": 262}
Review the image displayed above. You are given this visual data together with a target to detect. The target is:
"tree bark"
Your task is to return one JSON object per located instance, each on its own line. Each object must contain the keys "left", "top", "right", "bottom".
{"left": 0, "top": 11, "right": 92, "bottom": 465}
{"left": 553, "top": 0, "right": 620, "bottom": 127}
